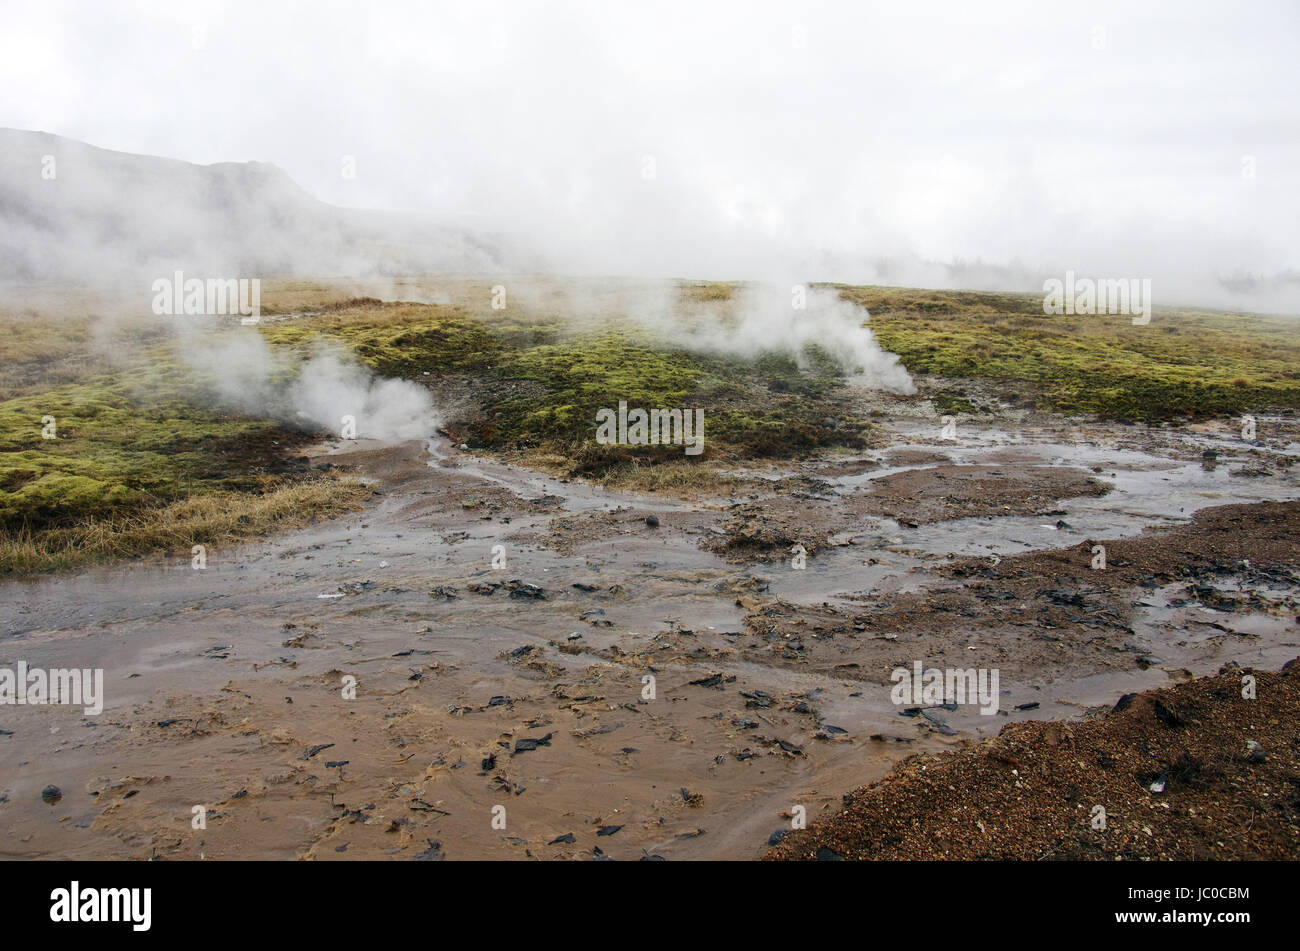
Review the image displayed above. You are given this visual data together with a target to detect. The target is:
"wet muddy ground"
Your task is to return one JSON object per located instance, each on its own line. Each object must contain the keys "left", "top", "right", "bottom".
{"left": 1, "top": 412, "right": 1296, "bottom": 860}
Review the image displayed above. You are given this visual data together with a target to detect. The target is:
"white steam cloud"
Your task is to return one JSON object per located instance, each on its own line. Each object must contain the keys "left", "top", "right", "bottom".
{"left": 499, "top": 278, "right": 915, "bottom": 393}
{"left": 672, "top": 285, "right": 915, "bottom": 393}
{"left": 180, "top": 330, "right": 438, "bottom": 442}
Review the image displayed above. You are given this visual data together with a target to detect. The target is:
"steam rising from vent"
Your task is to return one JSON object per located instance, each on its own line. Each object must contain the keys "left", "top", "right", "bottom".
{"left": 288, "top": 350, "right": 437, "bottom": 441}
{"left": 521, "top": 279, "right": 916, "bottom": 393}
{"left": 671, "top": 285, "right": 915, "bottom": 393}
{"left": 181, "top": 331, "right": 437, "bottom": 442}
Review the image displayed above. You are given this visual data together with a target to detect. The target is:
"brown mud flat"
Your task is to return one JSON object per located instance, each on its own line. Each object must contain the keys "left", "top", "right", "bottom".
{"left": 766, "top": 663, "right": 1300, "bottom": 861}
{"left": 1, "top": 418, "right": 1297, "bottom": 860}
{"left": 702, "top": 464, "right": 1110, "bottom": 561}
{"left": 744, "top": 499, "right": 1300, "bottom": 685}
{"left": 862, "top": 464, "right": 1110, "bottom": 524}
{"left": 946, "top": 499, "right": 1300, "bottom": 591}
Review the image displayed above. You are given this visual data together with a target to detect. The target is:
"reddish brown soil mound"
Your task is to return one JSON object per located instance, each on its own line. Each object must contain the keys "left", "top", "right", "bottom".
{"left": 766, "top": 663, "right": 1300, "bottom": 860}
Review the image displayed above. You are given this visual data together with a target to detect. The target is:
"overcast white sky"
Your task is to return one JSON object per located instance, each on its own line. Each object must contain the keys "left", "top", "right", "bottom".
{"left": 2, "top": 0, "right": 1298, "bottom": 303}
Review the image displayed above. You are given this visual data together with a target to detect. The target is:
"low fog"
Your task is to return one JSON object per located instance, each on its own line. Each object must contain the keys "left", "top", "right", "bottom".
{"left": 1, "top": 0, "right": 1298, "bottom": 315}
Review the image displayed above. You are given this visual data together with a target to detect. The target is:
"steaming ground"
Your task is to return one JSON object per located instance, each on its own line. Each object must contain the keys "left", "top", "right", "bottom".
{"left": 666, "top": 285, "right": 914, "bottom": 393}
{"left": 365, "top": 276, "right": 915, "bottom": 390}
{"left": 174, "top": 280, "right": 908, "bottom": 442}
{"left": 186, "top": 331, "right": 439, "bottom": 442}
{"left": 1, "top": 277, "right": 1298, "bottom": 860}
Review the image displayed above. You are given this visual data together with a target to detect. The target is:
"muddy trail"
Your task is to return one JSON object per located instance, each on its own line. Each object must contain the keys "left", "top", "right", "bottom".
{"left": 1, "top": 413, "right": 1297, "bottom": 860}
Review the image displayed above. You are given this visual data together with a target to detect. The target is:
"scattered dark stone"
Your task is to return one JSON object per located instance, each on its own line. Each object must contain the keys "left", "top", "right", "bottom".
{"left": 688, "top": 673, "right": 726, "bottom": 689}
{"left": 303, "top": 743, "right": 336, "bottom": 760}
{"left": 341, "top": 805, "right": 373, "bottom": 824}
{"left": 513, "top": 733, "right": 554, "bottom": 754}
{"left": 645, "top": 515, "right": 660, "bottom": 528}
{"left": 572, "top": 582, "right": 601, "bottom": 592}
{"left": 413, "top": 839, "right": 444, "bottom": 861}
{"left": 596, "top": 825, "right": 622, "bottom": 836}
{"left": 410, "top": 800, "right": 451, "bottom": 816}
{"left": 768, "top": 829, "right": 788, "bottom": 846}
{"left": 921, "top": 710, "right": 958, "bottom": 735}
{"left": 325, "top": 761, "right": 349, "bottom": 769}
{"left": 156, "top": 719, "right": 180, "bottom": 728}
{"left": 1015, "top": 702, "right": 1040, "bottom": 711}
{"left": 741, "top": 690, "right": 773, "bottom": 709}
{"left": 815, "top": 846, "right": 844, "bottom": 861}
{"left": 1041, "top": 588, "right": 1087, "bottom": 607}
{"left": 549, "top": 833, "right": 576, "bottom": 845}
{"left": 507, "top": 580, "right": 547, "bottom": 600}
{"left": 40, "top": 785, "right": 62, "bottom": 805}
{"left": 488, "top": 695, "right": 511, "bottom": 706}
{"left": 1113, "top": 693, "right": 1139, "bottom": 713}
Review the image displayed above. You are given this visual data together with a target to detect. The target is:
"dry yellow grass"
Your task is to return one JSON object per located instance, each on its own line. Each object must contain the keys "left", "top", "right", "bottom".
{"left": 604, "top": 458, "right": 739, "bottom": 494}
{"left": 0, "top": 477, "right": 365, "bottom": 575}
{"left": 681, "top": 281, "right": 736, "bottom": 302}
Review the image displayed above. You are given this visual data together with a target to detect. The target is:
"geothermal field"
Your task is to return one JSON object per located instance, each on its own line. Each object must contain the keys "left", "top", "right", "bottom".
{"left": 2, "top": 273, "right": 1297, "bottom": 866}
{"left": 1, "top": 4, "right": 1298, "bottom": 933}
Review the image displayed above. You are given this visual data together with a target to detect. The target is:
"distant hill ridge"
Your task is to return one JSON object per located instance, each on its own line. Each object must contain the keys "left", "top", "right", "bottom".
{"left": 0, "top": 128, "right": 510, "bottom": 284}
